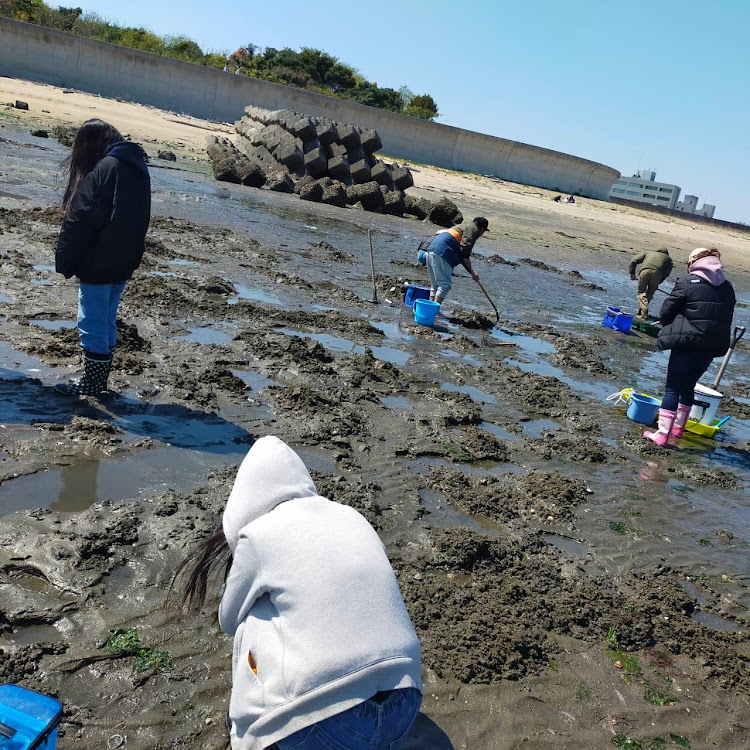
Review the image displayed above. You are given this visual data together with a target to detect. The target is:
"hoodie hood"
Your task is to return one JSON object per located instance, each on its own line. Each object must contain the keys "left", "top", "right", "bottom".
{"left": 223, "top": 436, "right": 318, "bottom": 552}
{"left": 106, "top": 141, "right": 150, "bottom": 176}
{"left": 689, "top": 256, "right": 726, "bottom": 286}
{"left": 655, "top": 247, "right": 670, "bottom": 256}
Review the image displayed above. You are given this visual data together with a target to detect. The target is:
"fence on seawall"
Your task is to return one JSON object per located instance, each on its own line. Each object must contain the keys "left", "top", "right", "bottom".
{"left": 0, "top": 17, "right": 620, "bottom": 200}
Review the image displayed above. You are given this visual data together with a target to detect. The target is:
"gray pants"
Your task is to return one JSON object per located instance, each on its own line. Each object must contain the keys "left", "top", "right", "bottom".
{"left": 426, "top": 252, "right": 453, "bottom": 301}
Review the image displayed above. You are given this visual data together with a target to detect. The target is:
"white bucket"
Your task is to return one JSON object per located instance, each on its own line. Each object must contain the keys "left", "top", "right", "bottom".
{"left": 689, "top": 383, "right": 723, "bottom": 425}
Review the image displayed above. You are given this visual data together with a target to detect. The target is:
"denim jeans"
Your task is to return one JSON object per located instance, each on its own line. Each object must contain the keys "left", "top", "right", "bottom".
{"left": 276, "top": 688, "right": 421, "bottom": 750}
{"left": 77, "top": 282, "right": 126, "bottom": 355}
{"left": 661, "top": 350, "right": 713, "bottom": 411}
{"left": 426, "top": 252, "right": 453, "bottom": 301}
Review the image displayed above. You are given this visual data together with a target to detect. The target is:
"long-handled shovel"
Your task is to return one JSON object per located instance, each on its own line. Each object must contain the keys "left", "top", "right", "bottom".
{"left": 713, "top": 325, "right": 746, "bottom": 389}
{"left": 475, "top": 278, "right": 501, "bottom": 326}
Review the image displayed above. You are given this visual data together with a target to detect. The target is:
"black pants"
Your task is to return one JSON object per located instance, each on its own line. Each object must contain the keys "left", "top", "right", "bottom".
{"left": 662, "top": 350, "right": 713, "bottom": 411}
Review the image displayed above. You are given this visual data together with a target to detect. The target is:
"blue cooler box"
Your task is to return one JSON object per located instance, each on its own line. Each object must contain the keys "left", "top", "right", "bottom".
{"left": 0, "top": 685, "right": 62, "bottom": 750}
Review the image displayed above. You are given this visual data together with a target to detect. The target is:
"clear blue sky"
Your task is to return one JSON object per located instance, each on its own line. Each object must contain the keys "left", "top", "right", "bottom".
{"left": 78, "top": 0, "right": 748, "bottom": 223}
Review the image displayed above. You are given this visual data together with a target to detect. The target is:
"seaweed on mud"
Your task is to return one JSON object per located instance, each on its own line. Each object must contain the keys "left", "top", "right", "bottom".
{"left": 524, "top": 433, "right": 617, "bottom": 463}
{"left": 552, "top": 335, "right": 614, "bottom": 376}
{"left": 500, "top": 365, "right": 580, "bottom": 414}
{"left": 236, "top": 332, "right": 333, "bottom": 375}
{"left": 310, "top": 472, "right": 393, "bottom": 533}
{"left": 720, "top": 396, "right": 750, "bottom": 419}
{"left": 422, "top": 389, "right": 483, "bottom": 426}
{"left": 270, "top": 384, "right": 369, "bottom": 440}
{"left": 424, "top": 467, "right": 591, "bottom": 523}
{"left": 446, "top": 426, "right": 510, "bottom": 462}
{"left": 0, "top": 643, "right": 66, "bottom": 685}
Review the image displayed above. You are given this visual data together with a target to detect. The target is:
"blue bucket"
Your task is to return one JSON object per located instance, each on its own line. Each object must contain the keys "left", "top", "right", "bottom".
{"left": 404, "top": 284, "right": 430, "bottom": 307}
{"left": 601, "top": 306, "right": 621, "bottom": 329}
{"left": 0, "top": 684, "right": 62, "bottom": 750}
{"left": 613, "top": 312, "right": 634, "bottom": 333}
{"left": 626, "top": 393, "right": 661, "bottom": 425}
{"left": 414, "top": 299, "right": 441, "bottom": 326}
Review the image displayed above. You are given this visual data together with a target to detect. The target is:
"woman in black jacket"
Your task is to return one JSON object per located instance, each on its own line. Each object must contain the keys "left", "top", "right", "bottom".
{"left": 644, "top": 248, "right": 735, "bottom": 446}
{"left": 55, "top": 119, "right": 151, "bottom": 396}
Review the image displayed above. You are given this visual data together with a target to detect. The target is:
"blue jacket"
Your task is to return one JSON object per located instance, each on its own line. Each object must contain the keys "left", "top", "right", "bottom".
{"left": 428, "top": 231, "right": 463, "bottom": 268}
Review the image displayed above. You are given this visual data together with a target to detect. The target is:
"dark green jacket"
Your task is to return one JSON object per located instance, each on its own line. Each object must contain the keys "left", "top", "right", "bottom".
{"left": 456, "top": 221, "right": 482, "bottom": 259}
{"left": 629, "top": 248, "right": 673, "bottom": 281}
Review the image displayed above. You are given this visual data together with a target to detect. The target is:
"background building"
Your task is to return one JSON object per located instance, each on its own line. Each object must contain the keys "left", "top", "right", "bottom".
{"left": 609, "top": 169, "right": 681, "bottom": 209}
{"left": 609, "top": 168, "right": 716, "bottom": 216}
{"left": 674, "top": 195, "right": 716, "bottom": 218}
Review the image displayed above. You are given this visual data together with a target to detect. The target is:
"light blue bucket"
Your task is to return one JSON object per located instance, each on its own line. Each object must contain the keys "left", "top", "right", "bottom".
{"left": 627, "top": 393, "right": 661, "bottom": 425}
{"left": 414, "top": 299, "right": 440, "bottom": 326}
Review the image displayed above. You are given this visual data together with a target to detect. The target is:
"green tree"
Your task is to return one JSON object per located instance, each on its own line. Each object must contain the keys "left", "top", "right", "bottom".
{"left": 405, "top": 93, "right": 439, "bottom": 120}
{"left": 344, "top": 83, "right": 404, "bottom": 112}
{"left": 165, "top": 36, "right": 205, "bottom": 63}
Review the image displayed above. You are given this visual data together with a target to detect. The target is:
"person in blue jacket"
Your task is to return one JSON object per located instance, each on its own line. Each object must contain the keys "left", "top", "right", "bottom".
{"left": 424, "top": 218, "right": 488, "bottom": 303}
{"left": 54, "top": 119, "right": 151, "bottom": 397}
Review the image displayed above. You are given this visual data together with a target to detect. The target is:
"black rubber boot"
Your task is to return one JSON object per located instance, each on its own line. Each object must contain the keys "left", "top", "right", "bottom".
{"left": 55, "top": 352, "right": 112, "bottom": 397}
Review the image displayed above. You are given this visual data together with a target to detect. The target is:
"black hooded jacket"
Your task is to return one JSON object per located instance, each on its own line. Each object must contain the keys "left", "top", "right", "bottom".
{"left": 656, "top": 273, "right": 735, "bottom": 357}
{"left": 56, "top": 142, "right": 151, "bottom": 284}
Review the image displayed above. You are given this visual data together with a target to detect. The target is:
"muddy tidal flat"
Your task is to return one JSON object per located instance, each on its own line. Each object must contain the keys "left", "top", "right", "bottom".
{"left": 1, "top": 120, "right": 750, "bottom": 750}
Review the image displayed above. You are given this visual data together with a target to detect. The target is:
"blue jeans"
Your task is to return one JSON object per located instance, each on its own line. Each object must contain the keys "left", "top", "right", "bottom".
{"left": 426, "top": 252, "right": 453, "bottom": 301}
{"left": 277, "top": 689, "right": 421, "bottom": 750}
{"left": 78, "top": 282, "right": 126, "bottom": 355}
{"left": 661, "top": 350, "right": 713, "bottom": 411}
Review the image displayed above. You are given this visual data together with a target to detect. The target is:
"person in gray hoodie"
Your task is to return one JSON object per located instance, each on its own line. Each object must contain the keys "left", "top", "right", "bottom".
{"left": 177, "top": 436, "right": 423, "bottom": 750}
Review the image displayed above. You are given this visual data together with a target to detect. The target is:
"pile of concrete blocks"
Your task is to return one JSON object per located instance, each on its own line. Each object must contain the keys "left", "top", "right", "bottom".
{"left": 206, "top": 107, "right": 419, "bottom": 215}
{"left": 206, "top": 106, "right": 463, "bottom": 225}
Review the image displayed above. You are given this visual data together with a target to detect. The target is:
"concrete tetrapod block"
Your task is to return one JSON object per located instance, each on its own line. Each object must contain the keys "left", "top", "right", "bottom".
{"left": 293, "top": 174, "right": 316, "bottom": 195}
{"left": 350, "top": 159, "right": 371, "bottom": 185}
{"left": 427, "top": 197, "right": 462, "bottom": 227}
{"left": 321, "top": 182, "right": 348, "bottom": 207}
{"left": 327, "top": 156, "right": 351, "bottom": 182}
{"left": 314, "top": 119, "right": 338, "bottom": 145}
{"left": 391, "top": 166, "right": 414, "bottom": 191}
{"left": 299, "top": 181, "right": 324, "bottom": 203}
{"left": 404, "top": 194, "right": 433, "bottom": 220}
{"left": 274, "top": 139, "right": 304, "bottom": 171}
{"left": 236, "top": 159, "right": 267, "bottom": 188}
{"left": 329, "top": 142, "right": 348, "bottom": 158}
{"left": 304, "top": 147, "right": 328, "bottom": 177}
{"left": 267, "top": 172, "right": 295, "bottom": 193}
{"left": 336, "top": 123, "right": 361, "bottom": 151}
{"left": 346, "top": 145, "right": 365, "bottom": 165}
{"left": 346, "top": 181, "right": 385, "bottom": 212}
{"left": 370, "top": 161, "right": 392, "bottom": 186}
{"left": 382, "top": 188, "right": 406, "bottom": 216}
{"left": 359, "top": 128, "right": 382, "bottom": 153}
{"left": 212, "top": 157, "right": 241, "bottom": 184}
{"left": 287, "top": 115, "right": 316, "bottom": 142}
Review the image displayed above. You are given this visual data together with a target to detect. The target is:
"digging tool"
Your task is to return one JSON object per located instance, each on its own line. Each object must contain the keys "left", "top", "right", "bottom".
{"left": 367, "top": 230, "right": 378, "bottom": 304}
{"left": 713, "top": 325, "right": 745, "bottom": 389}
{"left": 475, "top": 278, "right": 501, "bottom": 326}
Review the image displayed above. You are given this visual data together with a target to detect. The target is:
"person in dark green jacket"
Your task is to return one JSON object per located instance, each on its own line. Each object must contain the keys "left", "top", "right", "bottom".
{"left": 629, "top": 247, "right": 673, "bottom": 318}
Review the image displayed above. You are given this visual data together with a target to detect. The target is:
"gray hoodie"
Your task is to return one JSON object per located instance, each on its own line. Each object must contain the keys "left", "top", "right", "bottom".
{"left": 218, "top": 436, "right": 422, "bottom": 750}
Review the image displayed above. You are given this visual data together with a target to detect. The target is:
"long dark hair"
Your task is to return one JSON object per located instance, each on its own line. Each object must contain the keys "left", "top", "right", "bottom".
{"left": 172, "top": 523, "right": 232, "bottom": 617}
{"left": 61, "top": 118, "right": 123, "bottom": 211}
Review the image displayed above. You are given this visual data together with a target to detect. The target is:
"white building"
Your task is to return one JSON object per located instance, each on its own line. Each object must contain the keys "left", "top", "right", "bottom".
{"left": 674, "top": 195, "right": 716, "bottom": 218}
{"left": 609, "top": 169, "right": 681, "bottom": 209}
{"left": 609, "top": 169, "right": 716, "bottom": 217}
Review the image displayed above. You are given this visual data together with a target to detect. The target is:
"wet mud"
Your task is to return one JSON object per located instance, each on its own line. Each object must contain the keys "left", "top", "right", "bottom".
{"left": 1, "top": 124, "right": 750, "bottom": 749}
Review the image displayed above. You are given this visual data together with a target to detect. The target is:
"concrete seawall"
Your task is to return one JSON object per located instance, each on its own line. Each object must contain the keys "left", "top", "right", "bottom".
{"left": 0, "top": 17, "right": 620, "bottom": 199}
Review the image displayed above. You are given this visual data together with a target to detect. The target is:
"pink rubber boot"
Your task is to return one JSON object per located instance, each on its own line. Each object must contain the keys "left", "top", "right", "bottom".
{"left": 668, "top": 404, "right": 692, "bottom": 445}
{"left": 643, "top": 409, "right": 677, "bottom": 446}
